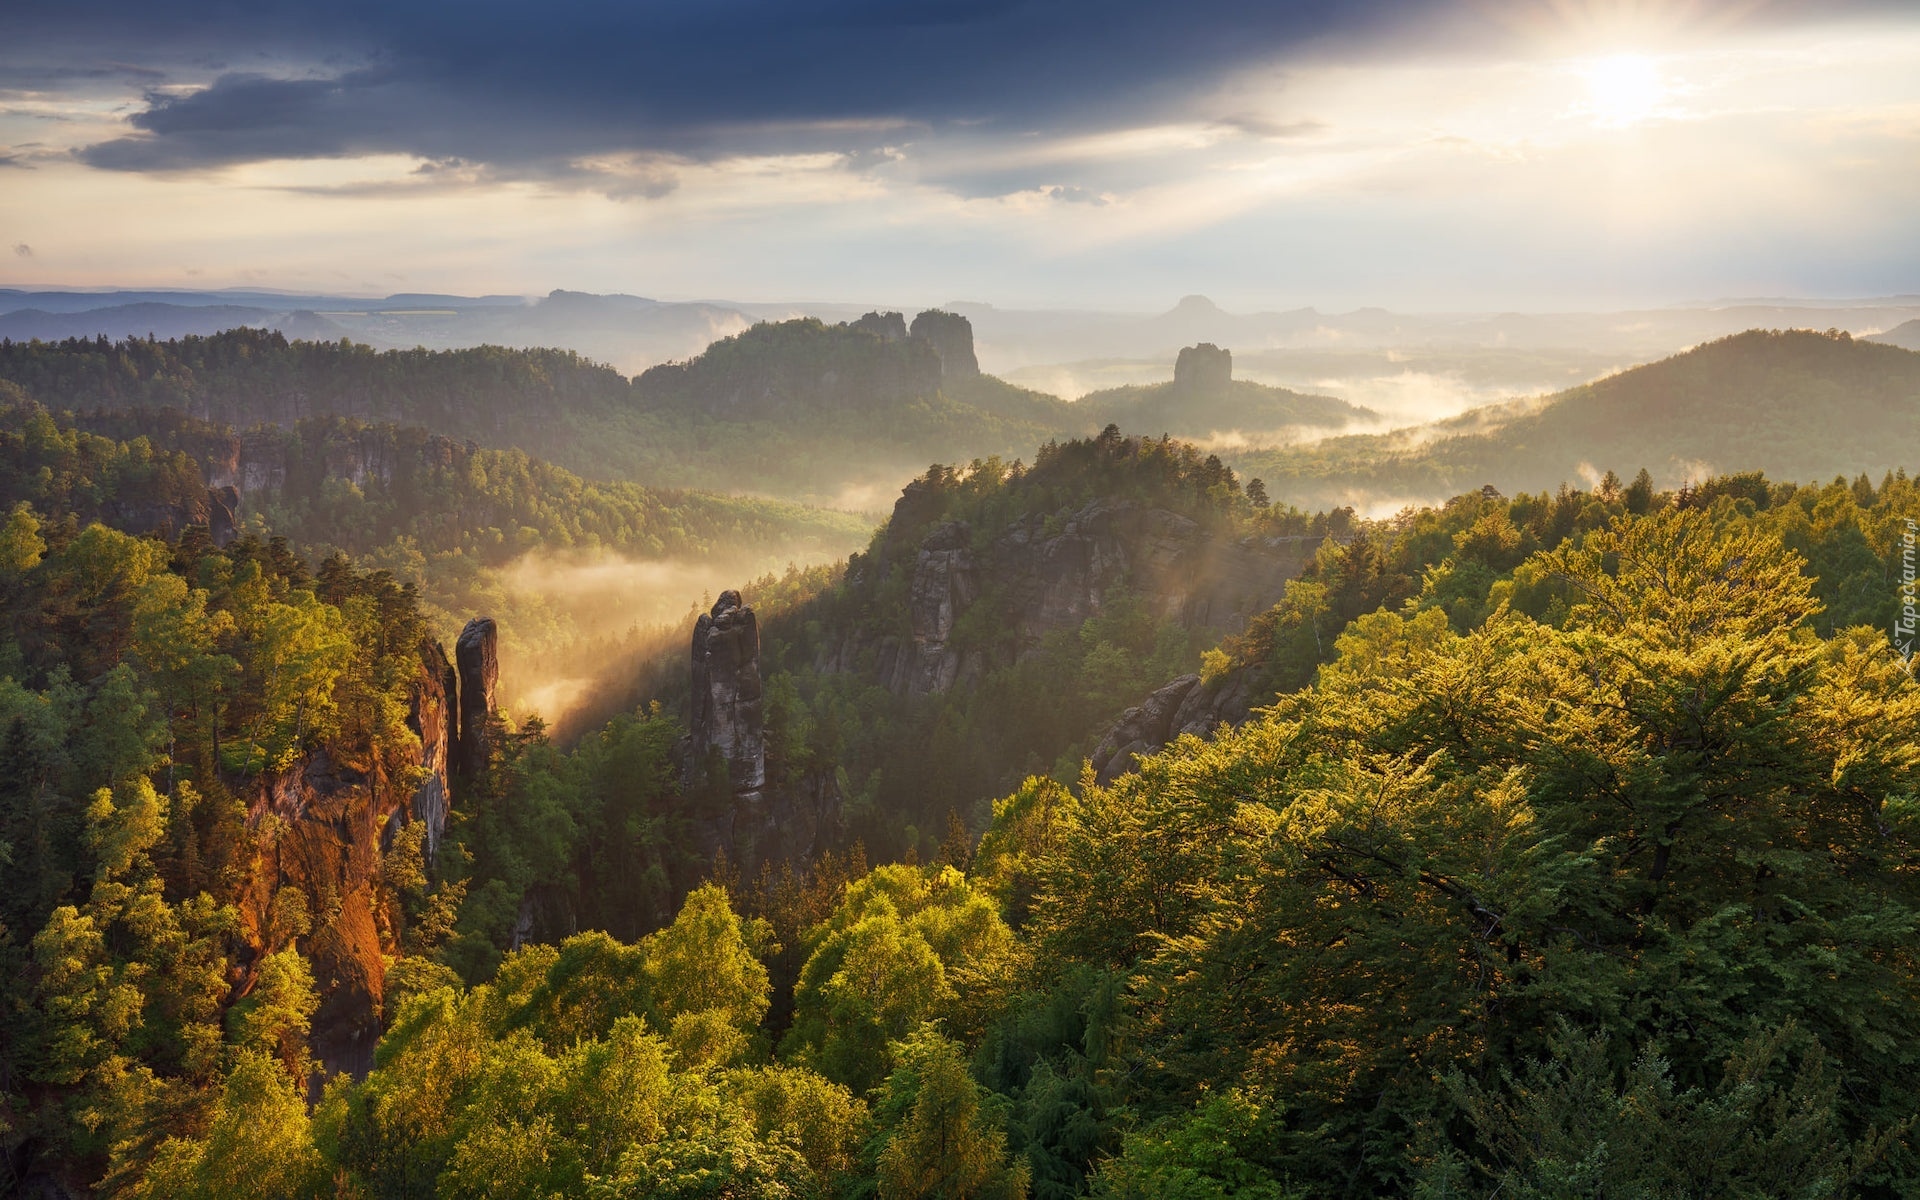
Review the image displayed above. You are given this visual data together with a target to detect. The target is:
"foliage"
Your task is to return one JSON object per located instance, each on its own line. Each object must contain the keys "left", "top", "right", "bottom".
{"left": 784, "top": 864, "right": 1017, "bottom": 1095}
{"left": 1011, "top": 503, "right": 1920, "bottom": 1193}
{"left": 871, "top": 1027, "right": 1031, "bottom": 1200}
{"left": 758, "top": 430, "right": 1346, "bottom": 858}
{"left": 319, "top": 886, "right": 864, "bottom": 1200}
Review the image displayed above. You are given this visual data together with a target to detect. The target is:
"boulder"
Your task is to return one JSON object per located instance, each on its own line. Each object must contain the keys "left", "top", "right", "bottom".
{"left": 1088, "top": 660, "right": 1269, "bottom": 783}
{"left": 1089, "top": 673, "right": 1201, "bottom": 782}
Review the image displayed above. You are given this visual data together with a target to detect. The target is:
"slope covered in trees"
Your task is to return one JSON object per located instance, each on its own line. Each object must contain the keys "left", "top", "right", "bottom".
{"left": 12, "top": 483, "right": 1917, "bottom": 1197}
{"left": 744, "top": 430, "right": 1352, "bottom": 858}
{"left": 0, "top": 396, "right": 872, "bottom": 719}
{"left": 0, "top": 322, "right": 1374, "bottom": 506}
{"left": 5, "top": 327, "right": 1920, "bottom": 1197}
{"left": 1074, "top": 376, "right": 1367, "bottom": 442}
{"left": 1234, "top": 329, "right": 1920, "bottom": 508}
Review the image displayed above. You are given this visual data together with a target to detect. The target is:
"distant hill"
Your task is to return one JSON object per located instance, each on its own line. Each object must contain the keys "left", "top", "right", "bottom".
{"left": 0, "top": 320, "right": 1074, "bottom": 505}
{"left": 0, "top": 288, "right": 753, "bottom": 373}
{"left": 1230, "top": 329, "right": 1920, "bottom": 508}
{"left": 0, "top": 320, "right": 1377, "bottom": 505}
{"left": 1076, "top": 341, "right": 1371, "bottom": 438}
{"left": 0, "top": 302, "right": 350, "bottom": 343}
{"left": 1869, "top": 318, "right": 1920, "bottom": 352}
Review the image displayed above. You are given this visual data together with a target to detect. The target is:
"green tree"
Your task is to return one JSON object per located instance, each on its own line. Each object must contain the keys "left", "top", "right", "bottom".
{"left": 135, "top": 1050, "right": 327, "bottom": 1200}
{"left": 1436, "top": 1022, "right": 1903, "bottom": 1199}
{"left": 875, "top": 1027, "right": 1030, "bottom": 1200}
{"left": 1091, "top": 1090, "right": 1298, "bottom": 1200}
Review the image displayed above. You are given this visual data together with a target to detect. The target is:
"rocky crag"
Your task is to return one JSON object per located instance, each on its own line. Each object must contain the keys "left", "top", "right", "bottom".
{"left": 1174, "top": 342, "right": 1232, "bottom": 393}
{"left": 820, "top": 480, "right": 1327, "bottom": 699}
{"left": 244, "top": 614, "right": 497, "bottom": 1080}
{"left": 683, "top": 590, "right": 843, "bottom": 873}
{"left": 1087, "top": 668, "right": 1262, "bottom": 783}
{"left": 689, "top": 591, "right": 766, "bottom": 802}
{"left": 408, "top": 637, "right": 459, "bottom": 858}
{"left": 456, "top": 617, "right": 500, "bottom": 779}
{"left": 635, "top": 307, "right": 990, "bottom": 421}
{"left": 909, "top": 309, "right": 981, "bottom": 378}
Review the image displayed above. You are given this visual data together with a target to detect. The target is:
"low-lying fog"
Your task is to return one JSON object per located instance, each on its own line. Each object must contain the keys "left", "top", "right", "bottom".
{"left": 421, "top": 542, "right": 864, "bottom": 733}
{"left": 1005, "top": 346, "right": 1629, "bottom": 426}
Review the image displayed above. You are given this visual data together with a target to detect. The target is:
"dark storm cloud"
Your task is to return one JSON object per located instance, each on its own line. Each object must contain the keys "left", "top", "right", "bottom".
{"left": 11, "top": 0, "right": 1905, "bottom": 177}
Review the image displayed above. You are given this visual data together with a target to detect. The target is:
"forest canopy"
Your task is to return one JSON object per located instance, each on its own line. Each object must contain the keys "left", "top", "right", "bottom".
{"left": 3, "top": 320, "right": 1920, "bottom": 1197}
{"left": 4, "top": 445, "right": 1918, "bottom": 1195}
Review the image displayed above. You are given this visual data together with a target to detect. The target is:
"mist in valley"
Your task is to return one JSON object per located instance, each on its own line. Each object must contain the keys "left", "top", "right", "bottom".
{"left": 416, "top": 542, "right": 865, "bottom": 738}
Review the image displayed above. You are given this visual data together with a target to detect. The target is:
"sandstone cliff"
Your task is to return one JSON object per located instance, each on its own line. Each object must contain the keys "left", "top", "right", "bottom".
{"left": 1174, "top": 342, "right": 1232, "bottom": 393}
{"left": 909, "top": 309, "right": 981, "bottom": 378}
{"left": 1086, "top": 667, "right": 1263, "bottom": 783}
{"left": 241, "top": 625, "right": 468, "bottom": 1079}
{"left": 823, "top": 483, "right": 1325, "bottom": 698}
{"left": 636, "top": 318, "right": 943, "bottom": 418}
{"left": 408, "top": 636, "right": 459, "bottom": 857}
{"left": 237, "top": 618, "right": 490, "bottom": 1080}
{"left": 456, "top": 617, "right": 499, "bottom": 779}
{"left": 852, "top": 310, "right": 909, "bottom": 342}
{"left": 688, "top": 590, "right": 767, "bottom": 801}
{"left": 685, "top": 590, "right": 844, "bottom": 872}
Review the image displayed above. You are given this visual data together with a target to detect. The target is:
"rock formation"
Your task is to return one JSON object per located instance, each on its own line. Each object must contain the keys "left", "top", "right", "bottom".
{"left": 689, "top": 591, "right": 766, "bottom": 800}
{"left": 407, "top": 636, "right": 459, "bottom": 858}
{"left": 909, "top": 309, "right": 981, "bottom": 378}
{"left": 250, "top": 751, "right": 391, "bottom": 1080}
{"left": 245, "top": 624, "right": 472, "bottom": 1082}
{"left": 1087, "top": 666, "right": 1264, "bottom": 783}
{"left": 904, "top": 521, "right": 981, "bottom": 694}
{"left": 207, "top": 485, "right": 240, "bottom": 547}
{"left": 851, "top": 310, "right": 909, "bottom": 341}
{"left": 684, "top": 590, "right": 849, "bottom": 871}
{"left": 637, "top": 318, "right": 943, "bottom": 417}
{"left": 825, "top": 490, "right": 1325, "bottom": 698}
{"left": 456, "top": 617, "right": 498, "bottom": 778}
{"left": 1174, "top": 342, "right": 1232, "bottom": 393}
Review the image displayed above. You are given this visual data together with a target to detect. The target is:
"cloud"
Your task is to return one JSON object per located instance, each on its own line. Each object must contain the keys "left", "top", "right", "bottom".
{"left": 1046, "top": 185, "right": 1110, "bottom": 206}
{"left": 16, "top": 0, "right": 1489, "bottom": 181}
{"left": 2, "top": 0, "right": 1900, "bottom": 208}
{"left": 3, "top": 0, "right": 1915, "bottom": 307}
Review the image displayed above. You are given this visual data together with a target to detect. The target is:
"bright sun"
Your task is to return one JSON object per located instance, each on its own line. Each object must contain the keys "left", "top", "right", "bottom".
{"left": 1581, "top": 53, "right": 1666, "bottom": 127}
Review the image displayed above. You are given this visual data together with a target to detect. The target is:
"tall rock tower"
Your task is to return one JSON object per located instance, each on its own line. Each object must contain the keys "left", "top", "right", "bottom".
{"left": 455, "top": 616, "right": 499, "bottom": 779}
{"left": 1174, "top": 343, "right": 1232, "bottom": 393}
{"left": 909, "top": 309, "right": 981, "bottom": 379}
{"left": 406, "top": 636, "right": 459, "bottom": 858}
{"left": 688, "top": 590, "right": 766, "bottom": 801}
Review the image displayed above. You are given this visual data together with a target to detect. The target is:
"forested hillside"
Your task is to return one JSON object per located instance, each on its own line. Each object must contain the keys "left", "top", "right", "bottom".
{"left": 4, "top": 340, "right": 1920, "bottom": 1196}
{"left": 5, "top": 449, "right": 1917, "bottom": 1197}
{"left": 1073, "top": 342, "right": 1367, "bottom": 442}
{"left": 745, "top": 430, "right": 1345, "bottom": 857}
{"left": 0, "top": 397, "right": 873, "bottom": 719}
{"left": 0, "top": 324, "right": 1063, "bottom": 504}
{"left": 0, "top": 321, "right": 1373, "bottom": 507}
{"left": 1235, "top": 329, "right": 1920, "bottom": 508}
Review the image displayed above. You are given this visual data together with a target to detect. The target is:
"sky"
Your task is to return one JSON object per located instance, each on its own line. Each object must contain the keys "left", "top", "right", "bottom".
{"left": 2, "top": 0, "right": 1917, "bottom": 310}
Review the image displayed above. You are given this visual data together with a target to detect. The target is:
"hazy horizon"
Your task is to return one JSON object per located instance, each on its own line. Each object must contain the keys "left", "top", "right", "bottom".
{"left": 6, "top": 282, "right": 1920, "bottom": 313}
